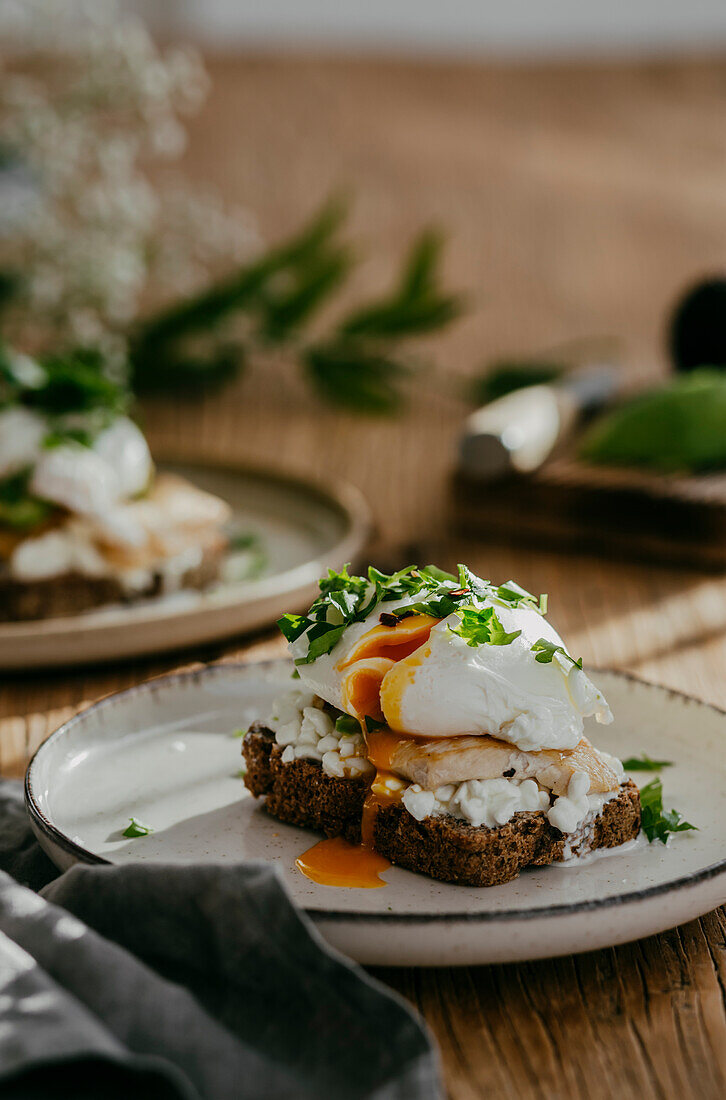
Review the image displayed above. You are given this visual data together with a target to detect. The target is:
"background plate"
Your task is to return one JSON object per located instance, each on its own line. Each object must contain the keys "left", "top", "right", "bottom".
{"left": 25, "top": 661, "right": 726, "bottom": 966}
{"left": 0, "top": 461, "right": 371, "bottom": 669}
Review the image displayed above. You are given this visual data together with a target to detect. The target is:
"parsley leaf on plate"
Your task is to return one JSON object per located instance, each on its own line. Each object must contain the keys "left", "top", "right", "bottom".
{"left": 123, "top": 817, "right": 153, "bottom": 838}
{"left": 622, "top": 754, "right": 673, "bottom": 772}
{"left": 639, "top": 778, "right": 697, "bottom": 844}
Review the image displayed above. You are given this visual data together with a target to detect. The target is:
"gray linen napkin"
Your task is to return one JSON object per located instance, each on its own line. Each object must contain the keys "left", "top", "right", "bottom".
{"left": 0, "top": 780, "right": 442, "bottom": 1100}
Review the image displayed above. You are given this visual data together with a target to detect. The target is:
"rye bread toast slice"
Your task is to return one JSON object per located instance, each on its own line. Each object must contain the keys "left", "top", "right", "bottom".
{"left": 243, "top": 724, "right": 641, "bottom": 887}
{"left": 0, "top": 541, "right": 225, "bottom": 621}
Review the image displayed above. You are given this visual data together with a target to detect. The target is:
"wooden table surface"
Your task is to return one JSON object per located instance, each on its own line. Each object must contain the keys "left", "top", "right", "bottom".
{"left": 4, "top": 53, "right": 726, "bottom": 1099}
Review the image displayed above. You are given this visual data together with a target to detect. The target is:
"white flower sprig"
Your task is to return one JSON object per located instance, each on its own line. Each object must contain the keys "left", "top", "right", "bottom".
{"left": 0, "top": 0, "right": 257, "bottom": 356}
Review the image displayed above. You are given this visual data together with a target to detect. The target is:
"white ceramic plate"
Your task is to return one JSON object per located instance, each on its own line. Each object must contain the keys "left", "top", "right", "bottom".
{"left": 26, "top": 661, "right": 726, "bottom": 967}
{"left": 0, "top": 461, "right": 371, "bottom": 669}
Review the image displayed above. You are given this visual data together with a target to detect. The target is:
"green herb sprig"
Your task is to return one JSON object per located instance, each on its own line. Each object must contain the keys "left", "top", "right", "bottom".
{"left": 303, "top": 231, "right": 461, "bottom": 413}
{"left": 129, "top": 199, "right": 462, "bottom": 413}
{"left": 622, "top": 755, "right": 673, "bottom": 772}
{"left": 639, "top": 778, "right": 697, "bottom": 844}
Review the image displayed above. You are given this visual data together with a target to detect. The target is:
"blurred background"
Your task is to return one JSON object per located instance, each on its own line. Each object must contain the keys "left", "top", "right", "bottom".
{"left": 136, "top": 1, "right": 726, "bottom": 54}
{"left": 3, "top": 0, "right": 726, "bottom": 670}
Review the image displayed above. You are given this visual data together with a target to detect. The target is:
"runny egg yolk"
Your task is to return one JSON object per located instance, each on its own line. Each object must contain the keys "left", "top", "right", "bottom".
{"left": 338, "top": 613, "right": 438, "bottom": 667}
{"left": 300, "top": 615, "right": 439, "bottom": 889}
{"left": 378, "top": 642, "right": 432, "bottom": 732}
{"left": 338, "top": 614, "right": 437, "bottom": 724}
{"left": 340, "top": 657, "right": 394, "bottom": 721}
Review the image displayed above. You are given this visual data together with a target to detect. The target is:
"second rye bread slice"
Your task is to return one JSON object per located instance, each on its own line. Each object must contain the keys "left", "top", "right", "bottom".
{"left": 0, "top": 541, "right": 226, "bottom": 621}
{"left": 243, "top": 724, "right": 641, "bottom": 888}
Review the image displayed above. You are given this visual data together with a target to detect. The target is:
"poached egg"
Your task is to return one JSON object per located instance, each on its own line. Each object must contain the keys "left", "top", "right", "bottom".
{"left": 291, "top": 571, "right": 611, "bottom": 753}
{"left": 0, "top": 405, "right": 154, "bottom": 544}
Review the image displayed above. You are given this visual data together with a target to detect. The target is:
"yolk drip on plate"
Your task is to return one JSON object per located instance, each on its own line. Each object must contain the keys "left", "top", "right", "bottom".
{"left": 295, "top": 836, "right": 391, "bottom": 889}
{"left": 296, "top": 614, "right": 440, "bottom": 889}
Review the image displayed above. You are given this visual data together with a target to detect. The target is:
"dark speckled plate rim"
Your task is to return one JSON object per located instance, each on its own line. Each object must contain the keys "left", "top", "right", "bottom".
{"left": 24, "top": 659, "right": 726, "bottom": 924}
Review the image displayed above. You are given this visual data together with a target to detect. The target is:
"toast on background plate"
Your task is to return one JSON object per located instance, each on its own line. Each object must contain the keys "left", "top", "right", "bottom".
{"left": 244, "top": 563, "right": 641, "bottom": 887}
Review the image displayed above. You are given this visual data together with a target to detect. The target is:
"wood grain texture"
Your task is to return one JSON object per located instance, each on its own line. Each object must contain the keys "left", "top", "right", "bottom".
{"left": 4, "top": 52, "right": 726, "bottom": 1100}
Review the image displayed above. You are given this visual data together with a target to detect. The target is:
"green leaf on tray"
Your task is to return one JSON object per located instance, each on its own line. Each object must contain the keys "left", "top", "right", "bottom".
{"left": 580, "top": 369, "right": 726, "bottom": 473}
{"left": 622, "top": 754, "right": 673, "bottom": 771}
{"left": 122, "top": 817, "right": 154, "bottom": 838}
{"left": 471, "top": 359, "right": 565, "bottom": 406}
{"left": 639, "top": 777, "right": 697, "bottom": 844}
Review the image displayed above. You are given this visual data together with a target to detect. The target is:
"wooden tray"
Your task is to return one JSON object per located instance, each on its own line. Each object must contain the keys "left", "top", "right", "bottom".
{"left": 452, "top": 457, "right": 726, "bottom": 571}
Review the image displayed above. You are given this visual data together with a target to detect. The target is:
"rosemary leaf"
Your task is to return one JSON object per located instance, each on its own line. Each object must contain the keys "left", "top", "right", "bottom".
{"left": 340, "top": 230, "right": 462, "bottom": 340}
{"left": 304, "top": 339, "right": 408, "bottom": 414}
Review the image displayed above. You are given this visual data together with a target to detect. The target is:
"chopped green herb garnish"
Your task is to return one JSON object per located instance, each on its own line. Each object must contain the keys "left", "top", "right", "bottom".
{"left": 622, "top": 754, "right": 673, "bottom": 772}
{"left": 494, "top": 580, "right": 548, "bottom": 616}
{"left": 280, "top": 563, "right": 456, "bottom": 664}
{"left": 122, "top": 818, "right": 153, "bottom": 838}
{"left": 42, "top": 427, "right": 95, "bottom": 449}
{"left": 233, "top": 767, "right": 247, "bottom": 778}
{"left": 225, "top": 529, "right": 267, "bottom": 580}
{"left": 422, "top": 564, "right": 457, "bottom": 584}
{"left": 639, "top": 778, "right": 697, "bottom": 844}
{"left": 291, "top": 669, "right": 300, "bottom": 680}
{"left": 405, "top": 590, "right": 469, "bottom": 619}
{"left": 0, "top": 469, "right": 54, "bottom": 530}
{"left": 362, "top": 715, "right": 387, "bottom": 732}
{"left": 23, "top": 348, "right": 128, "bottom": 419}
{"left": 279, "top": 562, "right": 552, "bottom": 665}
{"left": 530, "top": 638, "right": 583, "bottom": 669}
{"left": 277, "top": 613, "right": 310, "bottom": 644}
{"left": 456, "top": 565, "right": 547, "bottom": 615}
{"left": 456, "top": 564, "right": 490, "bottom": 599}
{"left": 232, "top": 727, "right": 248, "bottom": 738}
{"left": 294, "top": 622, "right": 347, "bottom": 666}
{"left": 449, "top": 605, "right": 522, "bottom": 648}
{"left": 335, "top": 714, "right": 362, "bottom": 735}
